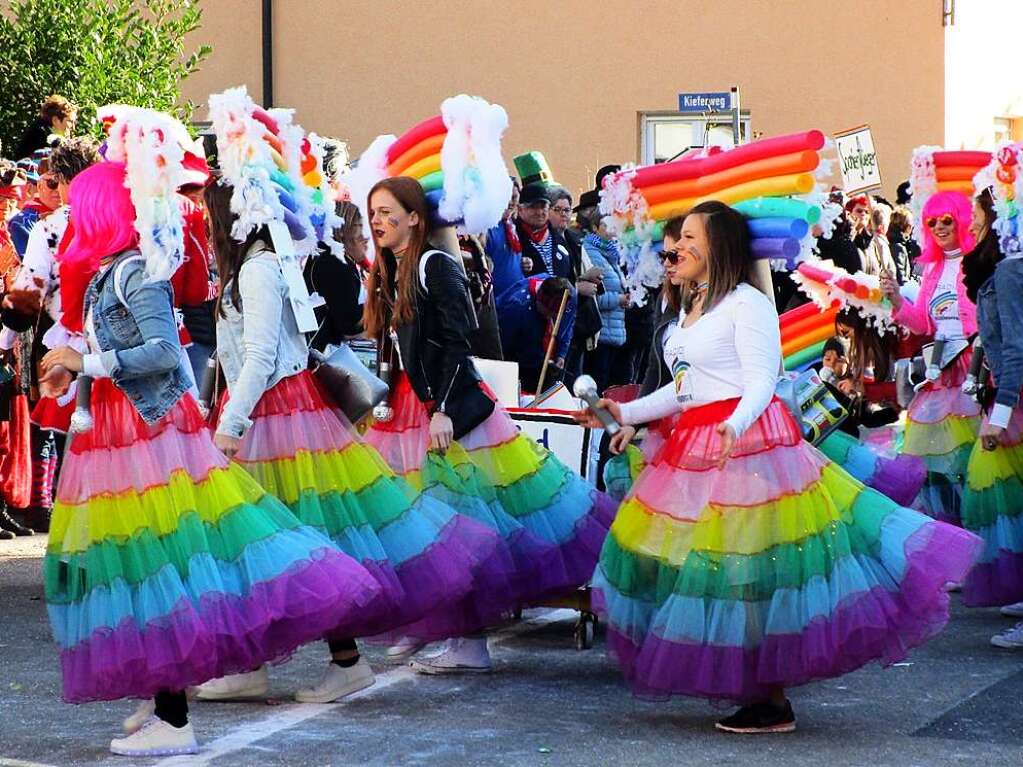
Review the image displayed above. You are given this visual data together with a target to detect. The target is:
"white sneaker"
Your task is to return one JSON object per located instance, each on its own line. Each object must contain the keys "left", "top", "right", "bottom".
{"left": 385, "top": 637, "right": 426, "bottom": 662}
{"left": 109, "top": 716, "right": 198, "bottom": 757}
{"left": 990, "top": 621, "right": 1023, "bottom": 649}
{"left": 122, "top": 698, "right": 155, "bottom": 734}
{"left": 194, "top": 667, "right": 269, "bottom": 701}
{"left": 294, "top": 658, "right": 375, "bottom": 703}
{"left": 410, "top": 637, "right": 492, "bottom": 675}
{"left": 1000, "top": 601, "right": 1023, "bottom": 618}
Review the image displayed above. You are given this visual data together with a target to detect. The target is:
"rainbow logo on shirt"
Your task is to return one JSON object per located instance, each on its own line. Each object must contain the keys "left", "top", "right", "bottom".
{"left": 672, "top": 358, "right": 691, "bottom": 401}
{"left": 928, "top": 290, "right": 957, "bottom": 319}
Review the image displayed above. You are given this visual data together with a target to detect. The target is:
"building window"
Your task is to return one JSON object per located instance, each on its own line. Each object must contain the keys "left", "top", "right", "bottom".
{"left": 639, "top": 112, "right": 752, "bottom": 165}
{"left": 993, "top": 116, "right": 1023, "bottom": 145}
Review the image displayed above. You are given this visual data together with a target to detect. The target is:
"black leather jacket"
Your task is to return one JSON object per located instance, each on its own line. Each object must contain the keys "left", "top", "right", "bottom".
{"left": 393, "top": 250, "right": 483, "bottom": 416}
{"left": 638, "top": 295, "right": 680, "bottom": 400}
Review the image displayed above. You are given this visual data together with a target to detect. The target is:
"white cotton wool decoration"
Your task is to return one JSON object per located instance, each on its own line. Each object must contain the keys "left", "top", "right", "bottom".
{"left": 308, "top": 133, "right": 345, "bottom": 259}
{"left": 342, "top": 134, "right": 397, "bottom": 263}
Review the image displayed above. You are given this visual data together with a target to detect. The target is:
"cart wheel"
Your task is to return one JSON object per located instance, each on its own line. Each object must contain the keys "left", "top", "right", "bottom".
{"left": 574, "top": 613, "right": 596, "bottom": 650}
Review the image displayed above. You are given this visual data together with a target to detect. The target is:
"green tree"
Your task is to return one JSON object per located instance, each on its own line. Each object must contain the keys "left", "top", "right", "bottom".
{"left": 0, "top": 0, "right": 211, "bottom": 156}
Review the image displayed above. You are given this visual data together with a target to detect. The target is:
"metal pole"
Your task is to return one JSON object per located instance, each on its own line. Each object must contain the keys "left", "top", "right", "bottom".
{"left": 731, "top": 86, "right": 741, "bottom": 145}
{"left": 261, "top": 0, "right": 274, "bottom": 107}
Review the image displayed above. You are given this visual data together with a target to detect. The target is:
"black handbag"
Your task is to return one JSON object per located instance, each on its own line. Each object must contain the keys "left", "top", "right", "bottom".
{"left": 310, "top": 343, "right": 389, "bottom": 425}
{"left": 444, "top": 367, "right": 497, "bottom": 440}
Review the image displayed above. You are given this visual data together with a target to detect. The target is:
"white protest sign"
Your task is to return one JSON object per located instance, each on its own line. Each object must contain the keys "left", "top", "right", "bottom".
{"left": 834, "top": 125, "right": 882, "bottom": 194}
{"left": 267, "top": 221, "right": 319, "bottom": 334}
{"left": 509, "top": 409, "right": 595, "bottom": 482}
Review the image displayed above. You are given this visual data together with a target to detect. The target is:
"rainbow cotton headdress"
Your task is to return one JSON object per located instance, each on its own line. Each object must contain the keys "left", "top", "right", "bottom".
{"left": 344, "top": 94, "right": 513, "bottom": 251}
{"left": 973, "top": 142, "right": 1023, "bottom": 256}
{"left": 600, "top": 130, "right": 833, "bottom": 303}
{"left": 96, "top": 105, "right": 194, "bottom": 282}
{"left": 208, "top": 86, "right": 341, "bottom": 257}
{"left": 908, "top": 146, "right": 991, "bottom": 242}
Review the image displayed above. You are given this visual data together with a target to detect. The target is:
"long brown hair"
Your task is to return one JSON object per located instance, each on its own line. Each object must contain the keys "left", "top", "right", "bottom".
{"left": 362, "top": 177, "right": 431, "bottom": 338}
{"left": 685, "top": 200, "right": 754, "bottom": 312}
{"left": 660, "top": 215, "right": 685, "bottom": 313}
{"left": 836, "top": 308, "right": 895, "bottom": 383}
{"left": 204, "top": 179, "right": 269, "bottom": 317}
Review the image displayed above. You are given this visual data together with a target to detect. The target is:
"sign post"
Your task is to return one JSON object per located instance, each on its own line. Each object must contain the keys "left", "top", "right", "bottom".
{"left": 834, "top": 125, "right": 882, "bottom": 195}
{"left": 677, "top": 91, "right": 731, "bottom": 113}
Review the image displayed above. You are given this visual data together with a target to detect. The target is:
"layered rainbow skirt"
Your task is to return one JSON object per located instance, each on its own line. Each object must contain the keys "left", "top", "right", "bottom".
{"left": 593, "top": 397, "right": 980, "bottom": 703}
{"left": 46, "top": 380, "right": 382, "bottom": 704}
{"left": 228, "top": 370, "right": 507, "bottom": 637}
{"left": 961, "top": 407, "right": 1023, "bottom": 607}
{"left": 902, "top": 355, "right": 981, "bottom": 524}
{"left": 364, "top": 373, "right": 615, "bottom": 639}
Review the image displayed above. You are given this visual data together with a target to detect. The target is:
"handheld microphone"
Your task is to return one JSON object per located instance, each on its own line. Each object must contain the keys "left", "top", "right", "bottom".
{"left": 69, "top": 375, "right": 93, "bottom": 434}
{"left": 198, "top": 355, "right": 219, "bottom": 418}
{"left": 573, "top": 375, "right": 620, "bottom": 435}
{"left": 372, "top": 359, "right": 394, "bottom": 423}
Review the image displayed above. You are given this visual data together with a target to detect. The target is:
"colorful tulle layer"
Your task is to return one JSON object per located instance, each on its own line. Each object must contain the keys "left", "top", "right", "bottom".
{"left": 818, "top": 430, "right": 927, "bottom": 507}
{"left": 47, "top": 380, "right": 383, "bottom": 703}
{"left": 593, "top": 398, "right": 980, "bottom": 704}
{"left": 227, "top": 370, "right": 509, "bottom": 637}
{"left": 364, "top": 374, "right": 614, "bottom": 640}
{"left": 961, "top": 408, "right": 1023, "bottom": 607}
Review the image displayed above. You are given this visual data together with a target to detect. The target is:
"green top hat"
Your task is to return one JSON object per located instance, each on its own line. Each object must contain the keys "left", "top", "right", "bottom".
{"left": 514, "top": 151, "right": 556, "bottom": 187}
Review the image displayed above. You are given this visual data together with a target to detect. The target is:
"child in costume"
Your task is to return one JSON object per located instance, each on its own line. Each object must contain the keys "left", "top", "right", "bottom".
{"left": 40, "top": 156, "right": 382, "bottom": 758}
{"left": 362, "top": 177, "right": 615, "bottom": 673}
{"left": 881, "top": 191, "right": 981, "bottom": 524}
{"left": 959, "top": 183, "right": 1023, "bottom": 639}
{"left": 578, "top": 201, "right": 980, "bottom": 734}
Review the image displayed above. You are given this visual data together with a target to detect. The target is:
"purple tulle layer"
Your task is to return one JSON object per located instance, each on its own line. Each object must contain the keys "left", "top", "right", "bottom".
{"left": 593, "top": 519, "right": 979, "bottom": 703}
{"left": 871, "top": 453, "right": 928, "bottom": 508}
{"left": 962, "top": 550, "right": 1023, "bottom": 608}
{"left": 59, "top": 549, "right": 381, "bottom": 703}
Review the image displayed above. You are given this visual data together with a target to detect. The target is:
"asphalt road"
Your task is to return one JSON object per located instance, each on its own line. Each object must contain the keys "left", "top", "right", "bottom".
{"left": 1, "top": 538, "right": 1021, "bottom": 767}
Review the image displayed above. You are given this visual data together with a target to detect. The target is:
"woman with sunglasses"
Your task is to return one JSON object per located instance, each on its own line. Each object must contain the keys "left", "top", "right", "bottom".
{"left": 578, "top": 200, "right": 979, "bottom": 734}
{"left": 881, "top": 191, "right": 981, "bottom": 524}
{"left": 958, "top": 189, "right": 1023, "bottom": 638}
{"left": 362, "top": 177, "right": 615, "bottom": 673}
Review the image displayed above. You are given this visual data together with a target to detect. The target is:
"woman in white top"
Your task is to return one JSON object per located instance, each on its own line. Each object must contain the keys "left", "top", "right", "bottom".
{"left": 577, "top": 201, "right": 980, "bottom": 734}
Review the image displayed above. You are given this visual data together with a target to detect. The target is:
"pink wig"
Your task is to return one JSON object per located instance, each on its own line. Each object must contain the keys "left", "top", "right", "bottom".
{"left": 917, "top": 190, "right": 976, "bottom": 265}
{"left": 59, "top": 162, "right": 139, "bottom": 333}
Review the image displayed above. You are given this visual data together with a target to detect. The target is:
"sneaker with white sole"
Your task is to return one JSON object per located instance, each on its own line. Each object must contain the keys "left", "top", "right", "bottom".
{"left": 410, "top": 637, "right": 492, "bottom": 675}
{"left": 109, "top": 716, "right": 198, "bottom": 757}
{"left": 1000, "top": 601, "right": 1023, "bottom": 619}
{"left": 991, "top": 621, "right": 1023, "bottom": 649}
{"left": 385, "top": 637, "right": 427, "bottom": 662}
{"left": 122, "top": 699, "right": 155, "bottom": 734}
{"left": 194, "top": 667, "right": 269, "bottom": 701}
{"left": 294, "top": 657, "right": 375, "bottom": 703}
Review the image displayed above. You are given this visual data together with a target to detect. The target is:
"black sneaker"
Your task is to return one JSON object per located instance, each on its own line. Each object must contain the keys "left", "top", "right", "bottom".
{"left": 25, "top": 506, "right": 51, "bottom": 534}
{"left": 715, "top": 701, "right": 796, "bottom": 734}
{"left": 0, "top": 527, "right": 13, "bottom": 541}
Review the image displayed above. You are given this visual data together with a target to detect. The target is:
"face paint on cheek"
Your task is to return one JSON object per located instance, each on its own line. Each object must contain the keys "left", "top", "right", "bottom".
{"left": 387, "top": 216, "right": 400, "bottom": 228}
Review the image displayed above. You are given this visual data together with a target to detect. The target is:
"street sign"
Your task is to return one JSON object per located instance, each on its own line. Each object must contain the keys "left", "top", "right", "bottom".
{"left": 678, "top": 91, "right": 731, "bottom": 113}
{"left": 834, "top": 124, "right": 882, "bottom": 194}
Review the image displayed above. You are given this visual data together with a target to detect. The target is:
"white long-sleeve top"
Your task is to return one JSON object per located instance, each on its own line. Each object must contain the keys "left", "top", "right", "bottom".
{"left": 618, "top": 283, "right": 781, "bottom": 438}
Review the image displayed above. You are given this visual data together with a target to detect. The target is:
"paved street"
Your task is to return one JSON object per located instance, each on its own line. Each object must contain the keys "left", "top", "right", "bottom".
{"left": 1, "top": 538, "right": 1021, "bottom": 767}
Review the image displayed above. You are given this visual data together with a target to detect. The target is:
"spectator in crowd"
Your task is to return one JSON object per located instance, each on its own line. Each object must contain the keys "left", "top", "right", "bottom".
{"left": 861, "top": 202, "right": 896, "bottom": 277}
{"left": 497, "top": 275, "right": 576, "bottom": 394}
{"left": 816, "top": 212, "right": 863, "bottom": 275}
{"left": 834, "top": 308, "right": 900, "bottom": 428}
{"left": 484, "top": 176, "right": 523, "bottom": 298}
{"left": 458, "top": 233, "right": 504, "bottom": 360}
{"left": 846, "top": 195, "right": 872, "bottom": 251}
{"left": 578, "top": 207, "right": 629, "bottom": 392}
{"left": 888, "top": 205, "right": 916, "bottom": 284}
{"left": 819, "top": 336, "right": 848, "bottom": 386}
{"left": 15, "top": 95, "right": 77, "bottom": 159}
{"left": 517, "top": 182, "right": 574, "bottom": 281}
{"left": 305, "top": 201, "right": 368, "bottom": 351}
{"left": 8, "top": 154, "right": 60, "bottom": 257}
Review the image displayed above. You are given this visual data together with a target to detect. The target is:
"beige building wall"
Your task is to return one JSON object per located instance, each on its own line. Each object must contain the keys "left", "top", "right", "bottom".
{"left": 183, "top": 0, "right": 944, "bottom": 198}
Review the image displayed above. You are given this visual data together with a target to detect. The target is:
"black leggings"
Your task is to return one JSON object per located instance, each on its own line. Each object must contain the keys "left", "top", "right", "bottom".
{"left": 154, "top": 690, "right": 188, "bottom": 728}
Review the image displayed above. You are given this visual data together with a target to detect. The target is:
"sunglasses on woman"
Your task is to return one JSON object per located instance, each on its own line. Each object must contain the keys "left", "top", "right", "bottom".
{"left": 659, "top": 249, "right": 681, "bottom": 265}
{"left": 925, "top": 213, "right": 955, "bottom": 229}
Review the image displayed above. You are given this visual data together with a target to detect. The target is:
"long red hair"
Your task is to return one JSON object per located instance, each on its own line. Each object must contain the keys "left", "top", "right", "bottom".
{"left": 361, "top": 177, "right": 431, "bottom": 339}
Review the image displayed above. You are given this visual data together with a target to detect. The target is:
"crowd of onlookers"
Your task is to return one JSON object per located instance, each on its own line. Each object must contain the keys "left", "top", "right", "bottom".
{"left": 0, "top": 94, "right": 931, "bottom": 541}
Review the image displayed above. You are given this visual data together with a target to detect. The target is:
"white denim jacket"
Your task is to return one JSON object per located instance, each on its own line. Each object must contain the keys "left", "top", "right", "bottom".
{"left": 216, "top": 243, "right": 308, "bottom": 438}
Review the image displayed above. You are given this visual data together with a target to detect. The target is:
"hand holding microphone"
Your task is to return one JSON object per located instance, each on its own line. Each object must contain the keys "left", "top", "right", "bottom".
{"left": 572, "top": 375, "right": 621, "bottom": 435}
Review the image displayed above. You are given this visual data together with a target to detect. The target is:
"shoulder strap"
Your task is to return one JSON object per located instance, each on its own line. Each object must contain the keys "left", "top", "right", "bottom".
{"left": 418, "top": 249, "right": 457, "bottom": 291}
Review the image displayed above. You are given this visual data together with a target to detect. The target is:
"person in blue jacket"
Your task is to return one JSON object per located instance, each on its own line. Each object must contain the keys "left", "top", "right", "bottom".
{"left": 496, "top": 274, "right": 576, "bottom": 394}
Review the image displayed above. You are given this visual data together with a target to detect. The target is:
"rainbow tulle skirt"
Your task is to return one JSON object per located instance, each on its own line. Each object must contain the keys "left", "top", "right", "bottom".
{"left": 364, "top": 373, "right": 615, "bottom": 640}
{"left": 593, "top": 397, "right": 980, "bottom": 704}
{"left": 961, "top": 407, "right": 1023, "bottom": 607}
{"left": 902, "top": 355, "right": 981, "bottom": 524}
{"left": 45, "top": 380, "right": 383, "bottom": 703}
{"left": 229, "top": 370, "right": 505, "bottom": 637}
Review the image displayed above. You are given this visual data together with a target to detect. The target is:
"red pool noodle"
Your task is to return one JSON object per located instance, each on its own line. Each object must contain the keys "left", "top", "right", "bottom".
{"left": 933, "top": 150, "right": 991, "bottom": 168}
{"left": 386, "top": 115, "right": 446, "bottom": 165}
{"left": 629, "top": 130, "right": 825, "bottom": 189}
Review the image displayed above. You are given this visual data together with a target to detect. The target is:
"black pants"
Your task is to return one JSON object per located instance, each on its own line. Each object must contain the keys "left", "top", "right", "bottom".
{"left": 154, "top": 690, "right": 188, "bottom": 727}
{"left": 584, "top": 343, "right": 633, "bottom": 394}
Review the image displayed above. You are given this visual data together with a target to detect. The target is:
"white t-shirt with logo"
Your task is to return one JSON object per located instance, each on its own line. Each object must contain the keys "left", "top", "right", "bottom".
{"left": 929, "top": 250, "right": 965, "bottom": 340}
